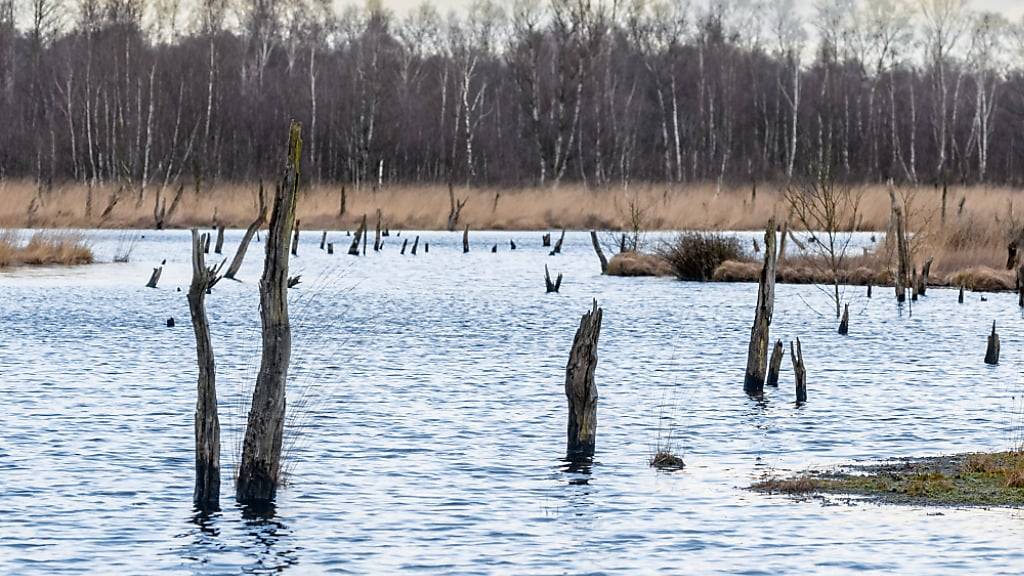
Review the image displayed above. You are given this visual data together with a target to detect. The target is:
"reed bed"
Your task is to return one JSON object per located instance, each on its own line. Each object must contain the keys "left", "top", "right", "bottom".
{"left": 0, "top": 230, "right": 93, "bottom": 268}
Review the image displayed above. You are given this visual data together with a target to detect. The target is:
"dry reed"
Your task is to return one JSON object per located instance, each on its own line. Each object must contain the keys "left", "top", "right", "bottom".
{"left": 0, "top": 230, "right": 93, "bottom": 268}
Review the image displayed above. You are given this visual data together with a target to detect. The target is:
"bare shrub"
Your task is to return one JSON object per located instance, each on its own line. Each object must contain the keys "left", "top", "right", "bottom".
{"left": 657, "top": 232, "right": 745, "bottom": 281}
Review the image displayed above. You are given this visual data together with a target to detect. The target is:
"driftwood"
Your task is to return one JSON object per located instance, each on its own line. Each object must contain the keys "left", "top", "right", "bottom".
{"left": 224, "top": 184, "right": 268, "bottom": 280}
{"left": 838, "top": 303, "right": 849, "bottom": 335}
{"left": 188, "top": 229, "right": 224, "bottom": 511}
{"left": 590, "top": 230, "right": 608, "bottom": 274}
{"left": 985, "top": 321, "right": 1000, "bottom": 365}
{"left": 291, "top": 219, "right": 300, "bottom": 256}
{"left": 766, "top": 339, "right": 784, "bottom": 387}
{"left": 744, "top": 218, "right": 778, "bottom": 396}
{"left": 792, "top": 338, "right": 807, "bottom": 403}
{"left": 565, "top": 300, "right": 602, "bottom": 461}
{"left": 463, "top": 225, "right": 470, "bottom": 253}
{"left": 545, "top": 265, "right": 563, "bottom": 293}
{"left": 411, "top": 235, "right": 420, "bottom": 255}
{"left": 214, "top": 225, "right": 225, "bottom": 254}
{"left": 237, "top": 121, "right": 301, "bottom": 505}
{"left": 348, "top": 215, "right": 366, "bottom": 256}
{"left": 542, "top": 233, "right": 551, "bottom": 247}
{"left": 146, "top": 260, "right": 164, "bottom": 288}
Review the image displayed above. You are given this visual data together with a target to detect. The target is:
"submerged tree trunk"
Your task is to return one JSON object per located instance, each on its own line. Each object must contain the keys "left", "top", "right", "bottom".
{"left": 225, "top": 185, "right": 268, "bottom": 280}
{"left": 792, "top": 338, "right": 806, "bottom": 403}
{"left": 565, "top": 300, "right": 602, "bottom": 461}
{"left": 985, "top": 321, "right": 1000, "bottom": 365}
{"left": 838, "top": 303, "right": 849, "bottom": 335}
{"left": 590, "top": 230, "right": 608, "bottom": 274}
{"left": 237, "top": 122, "right": 301, "bottom": 505}
{"left": 188, "top": 229, "right": 223, "bottom": 511}
{"left": 744, "top": 218, "right": 777, "bottom": 396}
{"left": 214, "top": 225, "right": 225, "bottom": 255}
{"left": 766, "top": 339, "right": 784, "bottom": 388}
{"left": 348, "top": 215, "right": 366, "bottom": 256}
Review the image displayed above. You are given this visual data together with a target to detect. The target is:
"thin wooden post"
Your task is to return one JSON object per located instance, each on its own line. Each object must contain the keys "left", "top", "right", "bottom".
{"left": 237, "top": 121, "right": 301, "bottom": 505}
{"left": 545, "top": 265, "right": 563, "bottom": 293}
{"left": 565, "top": 300, "right": 602, "bottom": 461}
{"left": 744, "top": 218, "right": 778, "bottom": 396}
{"left": 985, "top": 321, "right": 1000, "bottom": 365}
{"left": 766, "top": 339, "right": 784, "bottom": 387}
{"left": 400, "top": 238, "right": 408, "bottom": 255}
{"left": 791, "top": 338, "right": 806, "bottom": 403}
{"left": 188, "top": 229, "right": 224, "bottom": 511}
{"left": 590, "top": 230, "right": 608, "bottom": 274}
{"left": 959, "top": 286, "right": 964, "bottom": 304}
{"left": 838, "top": 303, "right": 849, "bottom": 335}
{"left": 510, "top": 239, "right": 517, "bottom": 250}
{"left": 867, "top": 284, "right": 872, "bottom": 298}
{"left": 225, "top": 184, "right": 268, "bottom": 280}
{"left": 463, "top": 225, "right": 470, "bottom": 253}
{"left": 491, "top": 244, "right": 497, "bottom": 253}
{"left": 214, "top": 225, "right": 225, "bottom": 254}
{"left": 327, "top": 242, "right": 334, "bottom": 255}
{"left": 320, "top": 231, "right": 327, "bottom": 250}
{"left": 550, "top": 229, "right": 566, "bottom": 255}
{"left": 348, "top": 215, "right": 366, "bottom": 256}
{"left": 892, "top": 194, "right": 910, "bottom": 303}
{"left": 411, "top": 235, "right": 419, "bottom": 255}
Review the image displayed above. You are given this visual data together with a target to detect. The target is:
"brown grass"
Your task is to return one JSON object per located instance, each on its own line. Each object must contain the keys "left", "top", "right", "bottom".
{"left": 750, "top": 476, "right": 823, "bottom": 494}
{"left": 606, "top": 252, "right": 673, "bottom": 277}
{"left": 0, "top": 230, "right": 93, "bottom": 268}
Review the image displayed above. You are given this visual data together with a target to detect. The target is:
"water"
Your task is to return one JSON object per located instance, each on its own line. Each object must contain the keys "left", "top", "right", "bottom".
{"left": 1, "top": 229, "right": 1022, "bottom": 574}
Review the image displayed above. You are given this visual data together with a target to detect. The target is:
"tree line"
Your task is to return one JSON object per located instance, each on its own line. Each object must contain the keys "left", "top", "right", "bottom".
{"left": 1, "top": 0, "right": 1023, "bottom": 192}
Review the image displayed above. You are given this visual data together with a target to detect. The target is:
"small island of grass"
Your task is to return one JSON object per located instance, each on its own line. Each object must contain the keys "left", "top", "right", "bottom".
{"left": 752, "top": 451, "right": 1024, "bottom": 507}
{"left": 0, "top": 230, "right": 93, "bottom": 268}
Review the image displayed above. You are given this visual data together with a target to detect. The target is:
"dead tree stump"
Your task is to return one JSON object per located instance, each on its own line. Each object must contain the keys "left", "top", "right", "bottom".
{"left": 214, "top": 226, "right": 225, "bottom": 254}
{"left": 766, "top": 339, "right": 784, "bottom": 387}
{"left": 838, "top": 303, "right": 849, "bottom": 335}
{"left": 411, "top": 235, "right": 419, "bottom": 255}
{"left": 744, "top": 218, "right": 778, "bottom": 396}
{"left": 545, "top": 265, "right": 562, "bottom": 293}
{"left": 1008, "top": 242, "right": 1018, "bottom": 270}
{"left": 462, "top": 225, "right": 470, "bottom": 253}
{"left": 565, "top": 300, "right": 602, "bottom": 461}
{"left": 510, "top": 240, "right": 517, "bottom": 250}
{"left": 225, "top": 184, "right": 268, "bottom": 280}
{"left": 188, "top": 229, "right": 224, "bottom": 511}
{"left": 348, "top": 215, "right": 366, "bottom": 256}
{"left": 327, "top": 242, "right": 334, "bottom": 255}
{"left": 447, "top": 183, "right": 467, "bottom": 231}
{"left": 985, "top": 321, "right": 1000, "bottom": 365}
{"left": 550, "top": 229, "right": 566, "bottom": 255}
{"left": 400, "top": 238, "right": 408, "bottom": 255}
{"left": 290, "top": 219, "right": 301, "bottom": 256}
{"left": 373, "top": 209, "right": 382, "bottom": 252}
{"left": 867, "top": 284, "right": 872, "bottom": 298}
{"left": 203, "top": 233, "right": 211, "bottom": 254}
{"left": 237, "top": 121, "right": 301, "bottom": 505}
{"left": 320, "top": 231, "right": 327, "bottom": 250}
{"left": 891, "top": 194, "right": 910, "bottom": 303}
{"left": 778, "top": 221, "right": 789, "bottom": 266}
{"left": 919, "top": 257, "right": 933, "bottom": 296}
{"left": 491, "top": 244, "right": 497, "bottom": 253}
{"left": 590, "top": 230, "right": 608, "bottom": 274}
{"left": 1017, "top": 265, "right": 1024, "bottom": 307}
{"left": 792, "top": 339, "right": 806, "bottom": 403}
{"left": 424, "top": 242, "right": 429, "bottom": 253}
{"left": 959, "top": 286, "right": 965, "bottom": 304}
{"left": 146, "top": 261, "right": 164, "bottom": 288}
{"left": 542, "top": 233, "right": 551, "bottom": 247}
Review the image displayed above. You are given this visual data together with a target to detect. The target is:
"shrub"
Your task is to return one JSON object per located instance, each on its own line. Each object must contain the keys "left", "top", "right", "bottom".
{"left": 658, "top": 232, "right": 745, "bottom": 281}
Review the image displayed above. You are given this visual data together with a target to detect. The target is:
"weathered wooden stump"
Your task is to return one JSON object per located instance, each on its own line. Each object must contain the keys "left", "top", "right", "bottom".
{"left": 791, "top": 338, "right": 806, "bottom": 403}
{"left": 225, "top": 184, "right": 268, "bottom": 280}
{"left": 166, "top": 317, "right": 175, "bottom": 328}
{"left": 203, "top": 233, "right": 211, "bottom": 254}
{"left": 1017, "top": 265, "right": 1024, "bottom": 307}
{"left": 188, "top": 229, "right": 224, "bottom": 511}
{"left": 290, "top": 219, "right": 300, "bottom": 256}
{"left": 766, "top": 339, "right": 784, "bottom": 387}
{"left": 146, "top": 261, "right": 164, "bottom": 288}
{"left": 400, "top": 238, "right": 408, "bottom": 255}
{"left": 411, "top": 235, "right": 420, "bottom": 255}
{"left": 838, "top": 303, "right": 849, "bottom": 335}
{"left": 545, "top": 265, "right": 562, "bottom": 293}
{"left": 867, "top": 284, "right": 872, "bottom": 298}
{"left": 919, "top": 257, "right": 933, "bottom": 296}
{"left": 327, "top": 242, "right": 334, "bottom": 255}
{"left": 1008, "top": 242, "right": 1018, "bottom": 270}
{"left": 491, "top": 244, "right": 497, "bottom": 253}
{"left": 959, "top": 286, "right": 964, "bottom": 304}
{"left": 463, "top": 225, "right": 470, "bottom": 253}
{"left": 424, "top": 242, "right": 429, "bottom": 253}
{"left": 550, "top": 229, "right": 566, "bottom": 255}
{"left": 542, "top": 233, "right": 551, "bottom": 247}
{"left": 510, "top": 239, "right": 517, "bottom": 250}
{"left": 985, "top": 321, "right": 1000, "bottom": 365}
{"left": 891, "top": 194, "right": 910, "bottom": 303}
{"left": 237, "top": 121, "right": 301, "bottom": 505}
{"left": 744, "top": 218, "right": 778, "bottom": 396}
{"left": 565, "top": 300, "right": 602, "bottom": 461}
{"left": 590, "top": 230, "right": 608, "bottom": 274}
{"left": 447, "top": 183, "right": 467, "bottom": 231}
{"left": 348, "top": 215, "right": 366, "bottom": 256}
{"left": 373, "top": 209, "right": 382, "bottom": 252}
{"left": 214, "top": 225, "right": 225, "bottom": 254}
{"left": 320, "top": 231, "right": 327, "bottom": 250}
{"left": 619, "top": 233, "right": 627, "bottom": 253}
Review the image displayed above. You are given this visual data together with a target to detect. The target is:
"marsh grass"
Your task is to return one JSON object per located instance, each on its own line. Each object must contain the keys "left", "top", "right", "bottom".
{"left": 0, "top": 230, "right": 93, "bottom": 268}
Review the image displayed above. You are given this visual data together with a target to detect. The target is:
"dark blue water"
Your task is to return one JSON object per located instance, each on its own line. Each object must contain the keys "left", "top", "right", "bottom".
{"left": 1, "top": 229, "right": 1022, "bottom": 574}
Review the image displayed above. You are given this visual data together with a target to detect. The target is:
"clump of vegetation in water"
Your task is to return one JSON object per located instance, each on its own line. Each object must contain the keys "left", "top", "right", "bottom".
{"left": 0, "top": 230, "right": 93, "bottom": 268}
{"left": 751, "top": 451, "right": 1024, "bottom": 507}
{"left": 657, "top": 232, "right": 746, "bottom": 281}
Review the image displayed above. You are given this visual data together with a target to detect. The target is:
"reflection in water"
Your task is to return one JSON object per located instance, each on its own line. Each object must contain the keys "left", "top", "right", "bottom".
{"left": 238, "top": 502, "right": 300, "bottom": 574}
{"left": 560, "top": 456, "right": 593, "bottom": 485}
